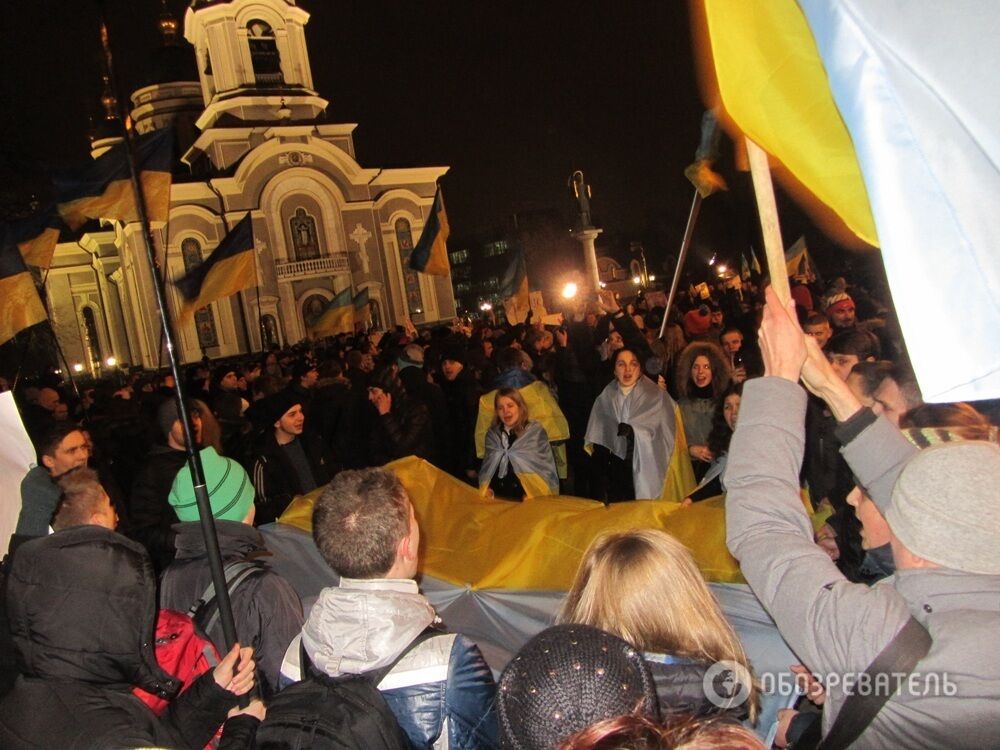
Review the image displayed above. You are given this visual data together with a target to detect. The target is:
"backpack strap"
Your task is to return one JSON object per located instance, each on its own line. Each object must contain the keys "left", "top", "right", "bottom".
{"left": 300, "top": 627, "right": 441, "bottom": 688}
{"left": 816, "top": 616, "right": 932, "bottom": 750}
{"left": 188, "top": 560, "right": 267, "bottom": 634}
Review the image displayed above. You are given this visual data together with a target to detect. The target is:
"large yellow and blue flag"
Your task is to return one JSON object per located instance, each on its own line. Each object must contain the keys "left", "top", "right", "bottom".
{"left": 499, "top": 245, "right": 530, "bottom": 324}
{"left": 310, "top": 287, "right": 355, "bottom": 337}
{"left": 352, "top": 287, "right": 371, "bottom": 321}
{"left": 173, "top": 213, "right": 255, "bottom": 323}
{"left": 0, "top": 239, "right": 47, "bottom": 346}
{"left": 0, "top": 206, "right": 64, "bottom": 269}
{"left": 54, "top": 128, "right": 173, "bottom": 230}
{"left": 408, "top": 187, "right": 450, "bottom": 276}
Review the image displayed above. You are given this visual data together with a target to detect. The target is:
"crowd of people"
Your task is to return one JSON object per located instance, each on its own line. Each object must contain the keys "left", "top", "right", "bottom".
{"left": 1, "top": 269, "right": 998, "bottom": 749}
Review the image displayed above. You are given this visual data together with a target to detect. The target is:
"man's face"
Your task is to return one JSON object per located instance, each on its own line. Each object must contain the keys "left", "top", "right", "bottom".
{"left": 360, "top": 354, "right": 375, "bottom": 373}
{"left": 720, "top": 331, "right": 743, "bottom": 355}
{"left": 846, "top": 487, "right": 891, "bottom": 550}
{"left": 872, "top": 378, "right": 909, "bottom": 426}
{"left": 220, "top": 371, "right": 238, "bottom": 391}
{"left": 441, "top": 359, "right": 464, "bottom": 381}
{"left": 43, "top": 431, "right": 90, "bottom": 477}
{"left": 300, "top": 368, "right": 318, "bottom": 389}
{"left": 38, "top": 388, "right": 61, "bottom": 413}
{"left": 828, "top": 303, "right": 856, "bottom": 329}
{"left": 276, "top": 404, "right": 305, "bottom": 437}
{"left": 169, "top": 411, "right": 203, "bottom": 449}
{"left": 827, "top": 352, "right": 860, "bottom": 383}
{"left": 804, "top": 321, "right": 833, "bottom": 349}
{"left": 710, "top": 310, "right": 724, "bottom": 327}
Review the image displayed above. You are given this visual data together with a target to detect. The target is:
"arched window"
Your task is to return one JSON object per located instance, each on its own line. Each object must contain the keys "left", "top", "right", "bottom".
{"left": 80, "top": 306, "right": 103, "bottom": 364}
{"left": 181, "top": 238, "right": 219, "bottom": 348}
{"left": 247, "top": 19, "right": 283, "bottom": 85}
{"left": 395, "top": 218, "right": 424, "bottom": 318}
{"left": 289, "top": 207, "right": 320, "bottom": 260}
{"left": 261, "top": 314, "right": 279, "bottom": 349}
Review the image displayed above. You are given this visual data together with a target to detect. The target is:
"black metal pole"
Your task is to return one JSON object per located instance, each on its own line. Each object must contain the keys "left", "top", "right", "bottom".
{"left": 658, "top": 190, "right": 703, "bottom": 340}
{"left": 97, "top": 15, "right": 242, "bottom": 660}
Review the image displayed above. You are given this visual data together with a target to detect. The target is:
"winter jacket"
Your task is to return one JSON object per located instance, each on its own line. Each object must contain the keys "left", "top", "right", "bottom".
{"left": 279, "top": 578, "right": 499, "bottom": 750}
{"left": 438, "top": 371, "right": 482, "bottom": 478}
{"left": 644, "top": 653, "right": 746, "bottom": 721}
{"left": 128, "top": 444, "right": 189, "bottom": 571}
{"left": 0, "top": 526, "right": 252, "bottom": 749}
{"left": 160, "top": 520, "right": 304, "bottom": 697}
{"left": 15, "top": 465, "right": 58, "bottom": 537}
{"left": 726, "top": 378, "right": 1000, "bottom": 748}
{"left": 250, "top": 430, "right": 333, "bottom": 524}
{"left": 368, "top": 398, "right": 435, "bottom": 466}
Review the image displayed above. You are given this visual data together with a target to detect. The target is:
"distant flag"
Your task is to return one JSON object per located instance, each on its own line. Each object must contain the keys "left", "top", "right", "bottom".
{"left": 310, "top": 287, "right": 354, "bottom": 337}
{"left": 0, "top": 206, "right": 64, "bottom": 269}
{"left": 173, "top": 213, "right": 255, "bottom": 323}
{"left": 749, "top": 247, "right": 762, "bottom": 276}
{"left": 353, "top": 287, "right": 371, "bottom": 322}
{"left": 683, "top": 110, "right": 728, "bottom": 198}
{"left": 740, "top": 254, "right": 751, "bottom": 281}
{"left": 409, "top": 187, "right": 451, "bottom": 276}
{"left": 500, "top": 245, "right": 530, "bottom": 324}
{"left": 54, "top": 127, "right": 173, "bottom": 230}
{"left": 784, "top": 236, "right": 817, "bottom": 284}
{"left": 0, "top": 239, "right": 47, "bottom": 346}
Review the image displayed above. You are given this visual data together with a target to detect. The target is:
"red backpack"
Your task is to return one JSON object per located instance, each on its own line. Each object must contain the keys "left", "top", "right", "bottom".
{"left": 133, "top": 608, "right": 221, "bottom": 715}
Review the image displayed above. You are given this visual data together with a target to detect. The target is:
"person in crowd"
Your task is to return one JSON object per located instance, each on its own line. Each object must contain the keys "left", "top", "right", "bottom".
{"left": 557, "top": 714, "right": 765, "bottom": 750}
{"left": 845, "top": 360, "right": 892, "bottom": 408}
{"left": 278, "top": 468, "right": 499, "bottom": 749}
{"left": 50, "top": 467, "right": 119, "bottom": 532}
{"left": 17, "top": 385, "right": 64, "bottom": 443}
{"left": 312, "top": 358, "right": 353, "bottom": 458}
{"left": 585, "top": 347, "right": 677, "bottom": 502}
{"left": 871, "top": 361, "right": 923, "bottom": 426}
{"left": 480, "top": 387, "right": 559, "bottom": 500}
{"left": 0, "top": 525, "right": 263, "bottom": 748}
{"left": 675, "top": 341, "right": 732, "bottom": 480}
{"left": 899, "top": 401, "right": 994, "bottom": 443}
{"left": 497, "top": 624, "right": 660, "bottom": 750}
{"left": 559, "top": 529, "right": 757, "bottom": 722}
{"left": 683, "top": 382, "right": 742, "bottom": 504}
{"left": 437, "top": 344, "right": 482, "bottom": 481}
{"left": 250, "top": 391, "right": 334, "bottom": 525}
{"left": 262, "top": 349, "right": 283, "bottom": 379}
{"left": 822, "top": 291, "right": 857, "bottom": 330}
{"left": 396, "top": 348, "right": 449, "bottom": 469}
{"left": 367, "top": 365, "right": 435, "bottom": 465}
{"left": 128, "top": 399, "right": 202, "bottom": 572}
{"left": 16, "top": 423, "right": 90, "bottom": 538}
{"left": 802, "top": 311, "right": 833, "bottom": 349}
{"left": 824, "top": 328, "right": 881, "bottom": 383}
{"left": 210, "top": 365, "right": 247, "bottom": 456}
{"left": 726, "top": 287, "right": 1000, "bottom": 748}
{"left": 162, "top": 445, "right": 304, "bottom": 697}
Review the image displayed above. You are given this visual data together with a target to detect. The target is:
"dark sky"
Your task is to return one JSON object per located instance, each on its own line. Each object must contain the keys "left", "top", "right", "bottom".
{"left": 0, "top": 0, "right": 704, "bottom": 243}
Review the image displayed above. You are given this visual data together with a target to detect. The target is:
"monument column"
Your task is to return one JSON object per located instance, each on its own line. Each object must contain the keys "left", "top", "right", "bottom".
{"left": 568, "top": 170, "right": 602, "bottom": 291}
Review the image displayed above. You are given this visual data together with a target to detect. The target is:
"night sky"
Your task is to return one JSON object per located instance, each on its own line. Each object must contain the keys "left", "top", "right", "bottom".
{"left": 0, "top": 0, "right": 867, "bottom": 274}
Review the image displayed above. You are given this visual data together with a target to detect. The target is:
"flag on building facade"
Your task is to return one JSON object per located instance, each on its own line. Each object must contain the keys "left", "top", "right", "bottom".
{"left": 0, "top": 206, "right": 64, "bottom": 269}
{"left": 700, "top": 0, "right": 999, "bottom": 401}
{"left": 55, "top": 127, "right": 173, "bottom": 229}
{"left": 352, "top": 287, "right": 371, "bottom": 323}
{"left": 0, "top": 239, "right": 47, "bottom": 346}
{"left": 173, "top": 213, "right": 255, "bottom": 323}
{"left": 409, "top": 187, "right": 450, "bottom": 276}
{"left": 310, "top": 287, "right": 354, "bottom": 336}
{"left": 499, "top": 245, "right": 530, "bottom": 324}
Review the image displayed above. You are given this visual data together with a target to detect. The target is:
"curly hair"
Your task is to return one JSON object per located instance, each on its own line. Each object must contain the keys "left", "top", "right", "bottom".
{"left": 675, "top": 342, "right": 732, "bottom": 399}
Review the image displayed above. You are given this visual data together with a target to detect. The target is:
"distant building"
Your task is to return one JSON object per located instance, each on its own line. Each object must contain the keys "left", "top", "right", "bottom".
{"left": 46, "top": 0, "right": 455, "bottom": 374}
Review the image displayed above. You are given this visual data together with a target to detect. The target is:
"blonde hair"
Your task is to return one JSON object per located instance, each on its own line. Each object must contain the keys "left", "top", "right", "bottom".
{"left": 493, "top": 387, "right": 530, "bottom": 435}
{"left": 559, "top": 529, "right": 758, "bottom": 721}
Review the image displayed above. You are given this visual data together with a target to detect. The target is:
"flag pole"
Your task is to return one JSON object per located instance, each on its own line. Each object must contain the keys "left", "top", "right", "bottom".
{"left": 251, "top": 240, "right": 266, "bottom": 351}
{"left": 97, "top": 14, "right": 243, "bottom": 666}
{"left": 658, "top": 190, "right": 702, "bottom": 340}
{"left": 745, "top": 137, "right": 790, "bottom": 305}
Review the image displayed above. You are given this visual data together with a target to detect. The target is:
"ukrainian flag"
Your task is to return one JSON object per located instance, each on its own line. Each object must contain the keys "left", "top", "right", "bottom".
{"left": 0, "top": 206, "right": 64, "bottom": 269}
{"left": 55, "top": 128, "right": 173, "bottom": 230}
{"left": 173, "top": 213, "right": 255, "bottom": 323}
{"left": 408, "top": 187, "right": 450, "bottom": 276}
{"left": 499, "top": 245, "right": 530, "bottom": 324}
{"left": 310, "top": 287, "right": 355, "bottom": 337}
{"left": 352, "top": 287, "right": 370, "bottom": 320}
{"left": 0, "top": 240, "right": 47, "bottom": 346}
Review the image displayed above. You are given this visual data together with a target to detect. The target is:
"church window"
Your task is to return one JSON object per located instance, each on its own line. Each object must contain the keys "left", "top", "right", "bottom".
{"left": 247, "top": 20, "right": 283, "bottom": 85}
{"left": 180, "top": 238, "right": 219, "bottom": 348}
{"left": 289, "top": 207, "right": 321, "bottom": 260}
{"left": 396, "top": 218, "right": 425, "bottom": 318}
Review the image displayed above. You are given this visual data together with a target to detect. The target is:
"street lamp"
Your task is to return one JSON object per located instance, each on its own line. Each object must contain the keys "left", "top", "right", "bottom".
{"left": 72, "top": 364, "right": 84, "bottom": 373}
{"left": 479, "top": 301, "right": 492, "bottom": 312}
{"left": 106, "top": 356, "right": 117, "bottom": 367}
{"left": 632, "top": 276, "right": 642, "bottom": 285}
{"left": 561, "top": 282, "right": 578, "bottom": 299}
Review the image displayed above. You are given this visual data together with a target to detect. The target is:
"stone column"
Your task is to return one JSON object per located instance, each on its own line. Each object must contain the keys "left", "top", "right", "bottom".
{"left": 573, "top": 227, "right": 603, "bottom": 292}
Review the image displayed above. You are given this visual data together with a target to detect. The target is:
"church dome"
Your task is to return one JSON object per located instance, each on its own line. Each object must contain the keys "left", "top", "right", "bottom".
{"left": 190, "top": 0, "right": 295, "bottom": 7}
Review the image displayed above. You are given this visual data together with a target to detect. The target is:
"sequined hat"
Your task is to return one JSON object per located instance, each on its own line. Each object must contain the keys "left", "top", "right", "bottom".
{"left": 497, "top": 624, "right": 659, "bottom": 749}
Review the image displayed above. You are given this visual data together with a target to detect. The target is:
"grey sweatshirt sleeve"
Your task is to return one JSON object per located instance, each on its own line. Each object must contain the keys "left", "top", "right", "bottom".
{"left": 725, "top": 378, "right": 910, "bottom": 682}
{"left": 838, "top": 414, "right": 918, "bottom": 514}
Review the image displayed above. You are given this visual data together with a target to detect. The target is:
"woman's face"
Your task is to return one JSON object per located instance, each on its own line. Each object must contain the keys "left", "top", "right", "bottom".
{"left": 482, "top": 340, "right": 494, "bottom": 357}
{"left": 497, "top": 396, "right": 520, "bottom": 428}
{"left": 723, "top": 393, "right": 741, "bottom": 431}
{"left": 691, "top": 355, "right": 713, "bottom": 388}
{"left": 614, "top": 351, "right": 641, "bottom": 388}
{"left": 608, "top": 331, "right": 624, "bottom": 351}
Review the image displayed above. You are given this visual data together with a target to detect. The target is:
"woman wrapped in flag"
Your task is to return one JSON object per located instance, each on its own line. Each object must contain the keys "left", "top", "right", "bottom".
{"left": 480, "top": 388, "right": 559, "bottom": 501}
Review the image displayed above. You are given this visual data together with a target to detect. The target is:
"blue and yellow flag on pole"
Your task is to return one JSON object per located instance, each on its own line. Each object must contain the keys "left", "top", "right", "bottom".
{"left": 499, "top": 245, "right": 530, "bottom": 324}
{"left": 54, "top": 128, "right": 173, "bottom": 230}
{"left": 0, "top": 239, "right": 47, "bottom": 346}
{"left": 173, "top": 213, "right": 255, "bottom": 323}
{"left": 352, "top": 287, "right": 371, "bottom": 321}
{"left": 310, "top": 287, "right": 355, "bottom": 337}
{"left": 0, "top": 206, "right": 64, "bottom": 269}
{"left": 408, "top": 187, "right": 450, "bottom": 276}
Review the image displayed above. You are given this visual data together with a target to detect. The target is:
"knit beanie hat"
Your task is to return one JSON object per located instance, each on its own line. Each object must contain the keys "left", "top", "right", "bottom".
{"left": 683, "top": 306, "right": 712, "bottom": 337}
{"left": 885, "top": 441, "right": 1000, "bottom": 575}
{"left": 157, "top": 398, "right": 198, "bottom": 441}
{"left": 440, "top": 344, "right": 467, "bottom": 367}
{"left": 497, "top": 624, "right": 659, "bottom": 750}
{"left": 262, "top": 390, "right": 302, "bottom": 427}
{"left": 168, "top": 446, "right": 255, "bottom": 523}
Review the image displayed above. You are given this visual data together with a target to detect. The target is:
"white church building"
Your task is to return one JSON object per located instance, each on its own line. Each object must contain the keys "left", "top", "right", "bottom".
{"left": 46, "top": 0, "right": 455, "bottom": 374}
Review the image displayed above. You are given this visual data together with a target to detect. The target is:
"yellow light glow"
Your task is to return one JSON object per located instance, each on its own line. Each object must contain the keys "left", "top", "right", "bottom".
{"left": 561, "top": 282, "right": 578, "bottom": 299}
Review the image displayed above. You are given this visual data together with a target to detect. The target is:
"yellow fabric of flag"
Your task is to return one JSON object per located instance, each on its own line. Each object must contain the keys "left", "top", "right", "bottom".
{"left": 702, "top": 0, "right": 877, "bottom": 245}
{"left": 179, "top": 251, "right": 254, "bottom": 323}
{"left": 0, "top": 269, "right": 46, "bottom": 347}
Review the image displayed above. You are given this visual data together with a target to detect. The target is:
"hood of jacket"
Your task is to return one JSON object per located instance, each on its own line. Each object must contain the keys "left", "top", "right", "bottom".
{"left": 171, "top": 518, "right": 267, "bottom": 561}
{"left": 301, "top": 578, "right": 435, "bottom": 678}
{"left": 493, "top": 367, "right": 535, "bottom": 390}
{"left": 5, "top": 526, "right": 180, "bottom": 698}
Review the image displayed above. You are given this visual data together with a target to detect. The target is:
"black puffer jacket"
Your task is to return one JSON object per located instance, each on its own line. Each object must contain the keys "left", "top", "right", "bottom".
{"left": 0, "top": 526, "right": 251, "bottom": 749}
{"left": 645, "top": 653, "right": 749, "bottom": 721}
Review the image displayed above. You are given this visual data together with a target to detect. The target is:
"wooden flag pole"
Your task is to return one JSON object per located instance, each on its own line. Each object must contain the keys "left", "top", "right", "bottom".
{"left": 745, "top": 137, "right": 791, "bottom": 306}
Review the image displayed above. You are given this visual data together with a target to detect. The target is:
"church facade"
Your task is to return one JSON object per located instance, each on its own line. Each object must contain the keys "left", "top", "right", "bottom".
{"left": 45, "top": 0, "right": 455, "bottom": 374}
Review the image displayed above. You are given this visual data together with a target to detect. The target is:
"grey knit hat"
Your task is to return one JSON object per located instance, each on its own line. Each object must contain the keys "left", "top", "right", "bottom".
{"left": 497, "top": 624, "right": 659, "bottom": 749}
{"left": 886, "top": 441, "right": 1000, "bottom": 575}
